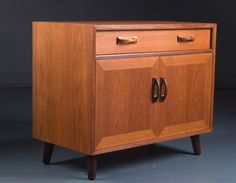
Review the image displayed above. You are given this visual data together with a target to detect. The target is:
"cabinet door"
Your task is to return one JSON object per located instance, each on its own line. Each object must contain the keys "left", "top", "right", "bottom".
{"left": 158, "top": 53, "right": 213, "bottom": 140}
{"left": 95, "top": 57, "right": 159, "bottom": 150}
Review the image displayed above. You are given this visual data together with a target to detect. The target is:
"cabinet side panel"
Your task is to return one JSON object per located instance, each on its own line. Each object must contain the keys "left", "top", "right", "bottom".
{"left": 210, "top": 25, "right": 217, "bottom": 131}
{"left": 32, "top": 23, "right": 95, "bottom": 154}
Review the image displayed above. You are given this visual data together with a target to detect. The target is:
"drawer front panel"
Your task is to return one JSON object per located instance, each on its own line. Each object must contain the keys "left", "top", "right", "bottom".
{"left": 96, "top": 29, "right": 211, "bottom": 54}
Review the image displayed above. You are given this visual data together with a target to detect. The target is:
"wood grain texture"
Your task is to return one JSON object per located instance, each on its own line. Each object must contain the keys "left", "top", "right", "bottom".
{"left": 210, "top": 24, "right": 217, "bottom": 130}
{"left": 93, "top": 21, "right": 216, "bottom": 31}
{"left": 95, "top": 57, "right": 159, "bottom": 150}
{"left": 34, "top": 21, "right": 216, "bottom": 31}
{"left": 96, "top": 29, "right": 211, "bottom": 54}
{"left": 158, "top": 53, "right": 213, "bottom": 139}
{"left": 32, "top": 22, "right": 95, "bottom": 154}
{"left": 92, "top": 128, "right": 211, "bottom": 155}
{"left": 32, "top": 21, "right": 216, "bottom": 156}
{"left": 96, "top": 49, "right": 213, "bottom": 60}
{"left": 93, "top": 53, "right": 214, "bottom": 154}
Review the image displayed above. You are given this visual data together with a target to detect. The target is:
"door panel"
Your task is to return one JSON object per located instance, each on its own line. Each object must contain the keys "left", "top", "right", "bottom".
{"left": 157, "top": 53, "right": 213, "bottom": 139}
{"left": 95, "top": 57, "right": 159, "bottom": 150}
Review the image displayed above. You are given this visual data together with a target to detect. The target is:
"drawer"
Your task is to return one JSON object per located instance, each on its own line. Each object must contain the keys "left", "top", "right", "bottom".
{"left": 96, "top": 29, "right": 211, "bottom": 54}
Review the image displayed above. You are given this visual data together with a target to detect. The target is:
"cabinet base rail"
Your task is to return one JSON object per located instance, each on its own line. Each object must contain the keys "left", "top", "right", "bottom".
{"left": 42, "top": 135, "right": 201, "bottom": 180}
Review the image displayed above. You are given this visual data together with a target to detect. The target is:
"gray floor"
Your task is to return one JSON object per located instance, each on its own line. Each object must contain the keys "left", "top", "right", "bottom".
{"left": 0, "top": 88, "right": 235, "bottom": 183}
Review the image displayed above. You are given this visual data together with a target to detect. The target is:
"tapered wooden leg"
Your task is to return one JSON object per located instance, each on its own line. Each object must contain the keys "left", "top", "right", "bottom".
{"left": 87, "top": 155, "right": 97, "bottom": 180}
{"left": 43, "top": 142, "right": 54, "bottom": 164}
{"left": 191, "top": 135, "right": 201, "bottom": 155}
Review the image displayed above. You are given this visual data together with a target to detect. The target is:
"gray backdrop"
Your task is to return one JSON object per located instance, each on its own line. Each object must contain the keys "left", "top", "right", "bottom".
{"left": 0, "top": 0, "right": 235, "bottom": 88}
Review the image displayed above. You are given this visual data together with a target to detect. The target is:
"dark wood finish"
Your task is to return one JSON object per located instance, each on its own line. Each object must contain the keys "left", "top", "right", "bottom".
{"left": 87, "top": 155, "right": 97, "bottom": 180}
{"left": 191, "top": 135, "right": 201, "bottom": 155}
{"left": 43, "top": 142, "right": 54, "bottom": 164}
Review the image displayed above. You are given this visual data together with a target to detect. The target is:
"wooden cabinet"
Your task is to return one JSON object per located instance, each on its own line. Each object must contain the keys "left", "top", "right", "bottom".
{"left": 33, "top": 21, "right": 217, "bottom": 180}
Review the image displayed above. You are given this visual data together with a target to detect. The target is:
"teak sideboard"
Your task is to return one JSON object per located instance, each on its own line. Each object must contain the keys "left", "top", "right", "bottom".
{"left": 32, "top": 21, "right": 217, "bottom": 180}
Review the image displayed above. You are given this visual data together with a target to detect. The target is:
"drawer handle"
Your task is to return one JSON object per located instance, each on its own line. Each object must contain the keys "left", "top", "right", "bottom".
{"left": 159, "top": 78, "right": 167, "bottom": 102}
{"left": 177, "top": 35, "right": 195, "bottom": 43}
{"left": 117, "top": 36, "right": 138, "bottom": 45}
{"left": 151, "top": 78, "right": 160, "bottom": 103}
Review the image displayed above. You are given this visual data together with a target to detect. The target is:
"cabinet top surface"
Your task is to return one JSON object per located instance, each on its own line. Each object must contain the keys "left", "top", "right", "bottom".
{"left": 33, "top": 21, "right": 216, "bottom": 30}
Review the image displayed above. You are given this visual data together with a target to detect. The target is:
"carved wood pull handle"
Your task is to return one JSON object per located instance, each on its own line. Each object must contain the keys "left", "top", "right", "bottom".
{"left": 151, "top": 78, "right": 160, "bottom": 103}
{"left": 117, "top": 36, "right": 138, "bottom": 45}
{"left": 177, "top": 35, "right": 195, "bottom": 42}
{"left": 159, "top": 77, "right": 167, "bottom": 102}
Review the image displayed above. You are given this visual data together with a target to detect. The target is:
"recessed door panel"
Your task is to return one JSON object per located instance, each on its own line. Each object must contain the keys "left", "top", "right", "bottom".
{"left": 157, "top": 53, "right": 213, "bottom": 139}
{"left": 95, "top": 57, "right": 159, "bottom": 150}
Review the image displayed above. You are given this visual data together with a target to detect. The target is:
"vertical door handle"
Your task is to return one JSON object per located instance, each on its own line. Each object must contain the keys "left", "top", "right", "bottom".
{"left": 159, "top": 77, "right": 167, "bottom": 102}
{"left": 152, "top": 78, "right": 160, "bottom": 103}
